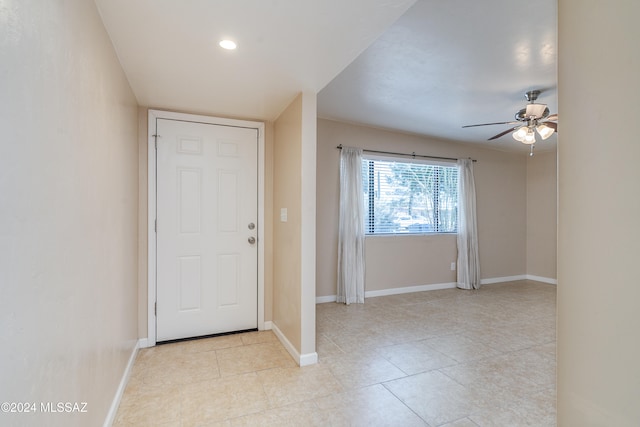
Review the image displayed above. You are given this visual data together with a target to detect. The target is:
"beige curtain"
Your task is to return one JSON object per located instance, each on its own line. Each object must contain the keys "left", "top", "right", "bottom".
{"left": 337, "top": 146, "right": 365, "bottom": 304}
{"left": 457, "top": 158, "right": 481, "bottom": 289}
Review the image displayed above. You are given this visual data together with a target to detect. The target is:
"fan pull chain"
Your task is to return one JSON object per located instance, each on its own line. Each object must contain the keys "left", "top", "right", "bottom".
{"left": 530, "top": 145, "right": 535, "bottom": 157}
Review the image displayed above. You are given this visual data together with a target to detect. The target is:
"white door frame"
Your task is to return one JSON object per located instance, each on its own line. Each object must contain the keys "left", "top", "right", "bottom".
{"left": 147, "top": 109, "right": 265, "bottom": 346}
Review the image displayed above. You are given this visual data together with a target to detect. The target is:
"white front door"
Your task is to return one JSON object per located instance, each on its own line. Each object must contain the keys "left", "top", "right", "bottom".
{"left": 155, "top": 118, "right": 258, "bottom": 342}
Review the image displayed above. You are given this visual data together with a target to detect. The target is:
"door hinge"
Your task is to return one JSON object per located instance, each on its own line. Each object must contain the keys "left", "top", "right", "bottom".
{"left": 154, "top": 302, "right": 157, "bottom": 316}
{"left": 154, "top": 219, "right": 157, "bottom": 233}
{"left": 152, "top": 134, "right": 159, "bottom": 149}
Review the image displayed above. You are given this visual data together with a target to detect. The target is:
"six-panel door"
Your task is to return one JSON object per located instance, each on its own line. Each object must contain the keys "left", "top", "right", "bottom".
{"left": 156, "top": 118, "right": 258, "bottom": 342}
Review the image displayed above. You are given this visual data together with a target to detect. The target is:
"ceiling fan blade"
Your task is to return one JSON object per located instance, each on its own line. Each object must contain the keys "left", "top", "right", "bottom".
{"left": 546, "top": 113, "right": 558, "bottom": 121}
{"left": 545, "top": 121, "right": 558, "bottom": 132}
{"left": 488, "top": 126, "right": 520, "bottom": 141}
{"left": 462, "top": 121, "right": 520, "bottom": 128}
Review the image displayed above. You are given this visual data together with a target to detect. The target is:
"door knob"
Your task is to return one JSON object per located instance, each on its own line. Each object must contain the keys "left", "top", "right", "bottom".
{"left": 248, "top": 236, "right": 256, "bottom": 244}
{"left": 248, "top": 222, "right": 255, "bottom": 230}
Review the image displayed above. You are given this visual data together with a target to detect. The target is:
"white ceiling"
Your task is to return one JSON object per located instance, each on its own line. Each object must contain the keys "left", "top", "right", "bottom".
{"left": 95, "top": 0, "right": 415, "bottom": 120}
{"left": 319, "top": 0, "right": 558, "bottom": 152}
{"left": 96, "top": 0, "right": 557, "bottom": 152}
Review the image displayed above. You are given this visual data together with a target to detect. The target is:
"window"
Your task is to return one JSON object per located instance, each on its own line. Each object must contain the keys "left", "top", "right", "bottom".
{"left": 362, "top": 157, "right": 458, "bottom": 234}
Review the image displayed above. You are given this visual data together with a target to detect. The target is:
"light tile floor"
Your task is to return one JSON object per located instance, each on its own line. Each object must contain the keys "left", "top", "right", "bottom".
{"left": 114, "top": 280, "right": 556, "bottom": 426}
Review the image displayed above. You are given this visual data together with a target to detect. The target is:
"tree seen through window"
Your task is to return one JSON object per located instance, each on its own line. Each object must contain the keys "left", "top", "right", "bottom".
{"left": 362, "top": 158, "right": 458, "bottom": 234}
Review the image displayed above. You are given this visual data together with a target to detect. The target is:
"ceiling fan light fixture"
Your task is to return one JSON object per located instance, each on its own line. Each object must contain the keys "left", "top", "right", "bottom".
{"left": 536, "top": 123, "right": 555, "bottom": 140}
{"left": 524, "top": 127, "right": 536, "bottom": 144}
{"left": 512, "top": 126, "right": 528, "bottom": 142}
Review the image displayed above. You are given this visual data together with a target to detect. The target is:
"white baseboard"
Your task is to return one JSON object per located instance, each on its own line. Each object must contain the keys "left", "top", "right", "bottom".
{"left": 299, "top": 352, "right": 319, "bottom": 366}
{"left": 263, "top": 321, "right": 273, "bottom": 330}
{"left": 271, "top": 322, "right": 300, "bottom": 364}
{"left": 481, "top": 275, "right": 557, "bottom": 285}
{"left": 316, "top": 295, "right": 337, "bottom": 304}
{"left": 316, "top": 275, "right": 556, "bottom": 304}
{"left": 316, "top": 282, "right": 457, "bottom": 304}
{"left": 271, "top": 322, "right": 317, "bottom": 367}
{"left": 137, "top": 337, "right": 151, "bottom": 349}
{"left": 525, "top": 275, "right": 557, "bottom": 285}
{"left": 103, "top": 339, "right": 141, "bottom": 427}
{"left": 480, "top": 275, "right": 527, "bottom": 285}
{"left": 365, "top": 282, "right": 457, "bottom": 298}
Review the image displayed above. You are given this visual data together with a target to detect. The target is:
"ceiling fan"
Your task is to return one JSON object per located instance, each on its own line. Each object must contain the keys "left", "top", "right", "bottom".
{"left": 463, "top": 90, "right": 558, "bottom": 156}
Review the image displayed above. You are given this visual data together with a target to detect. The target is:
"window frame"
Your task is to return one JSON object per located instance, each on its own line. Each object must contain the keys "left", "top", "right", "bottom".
{"left": 361, "top": 153, "right": 459, "bottom": 236}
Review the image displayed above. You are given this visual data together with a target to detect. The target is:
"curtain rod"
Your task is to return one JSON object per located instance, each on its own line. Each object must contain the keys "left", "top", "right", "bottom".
{"left": 336, "top": 145, "right": 476, "bottom": 162}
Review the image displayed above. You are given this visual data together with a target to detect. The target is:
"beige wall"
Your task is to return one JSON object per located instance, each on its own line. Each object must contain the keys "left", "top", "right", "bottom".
{"left": 137, "top": 108, "right": 149, "bottom": 337}
{"left": 273, "top": 95, "right": 304, "bottom": 350}
{"left": 557, "top": 1, "right": 640, "bottom": 425}
{"left": 0, "top": 0, "right": 139, "bottom": 425}
{"left": 264, "top": 121, "right": 275, "bottom": 323}
{"left": 272, "top": 93, "right": 317, "bottom": 360}
{"left": 526, "top": 150, "right": 557, "bottom": 279}
{"left": 136, "top": 109, "right": 275, "bottom": 337}
{"left": 317, "top": 119, "right": 529, "bottom": 297}
{"left": 299, "top": 93, "right": 317, "bottom": 357}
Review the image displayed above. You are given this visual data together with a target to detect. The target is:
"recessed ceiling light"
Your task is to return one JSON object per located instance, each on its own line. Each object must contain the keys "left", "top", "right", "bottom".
{"left": 219, "top": 39, "right": 237, "bottom": 50}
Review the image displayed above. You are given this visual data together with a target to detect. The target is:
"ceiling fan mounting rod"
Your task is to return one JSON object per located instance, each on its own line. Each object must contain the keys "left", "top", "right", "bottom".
{"left": 525, "top": 90, "right": 540, "bottom": 103}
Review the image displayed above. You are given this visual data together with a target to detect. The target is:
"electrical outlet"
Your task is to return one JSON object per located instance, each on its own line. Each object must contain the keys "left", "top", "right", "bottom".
{"left": 280, "top": 208, "right": 288, "bottom": 222}
{"left": 450, "top": 262, "right": 456, "bottom": 271}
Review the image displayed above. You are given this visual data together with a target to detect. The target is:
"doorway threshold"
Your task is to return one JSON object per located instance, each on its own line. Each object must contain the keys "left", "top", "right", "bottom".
{"left": 156, "top": 328, "right": 259, "bottom": 345}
